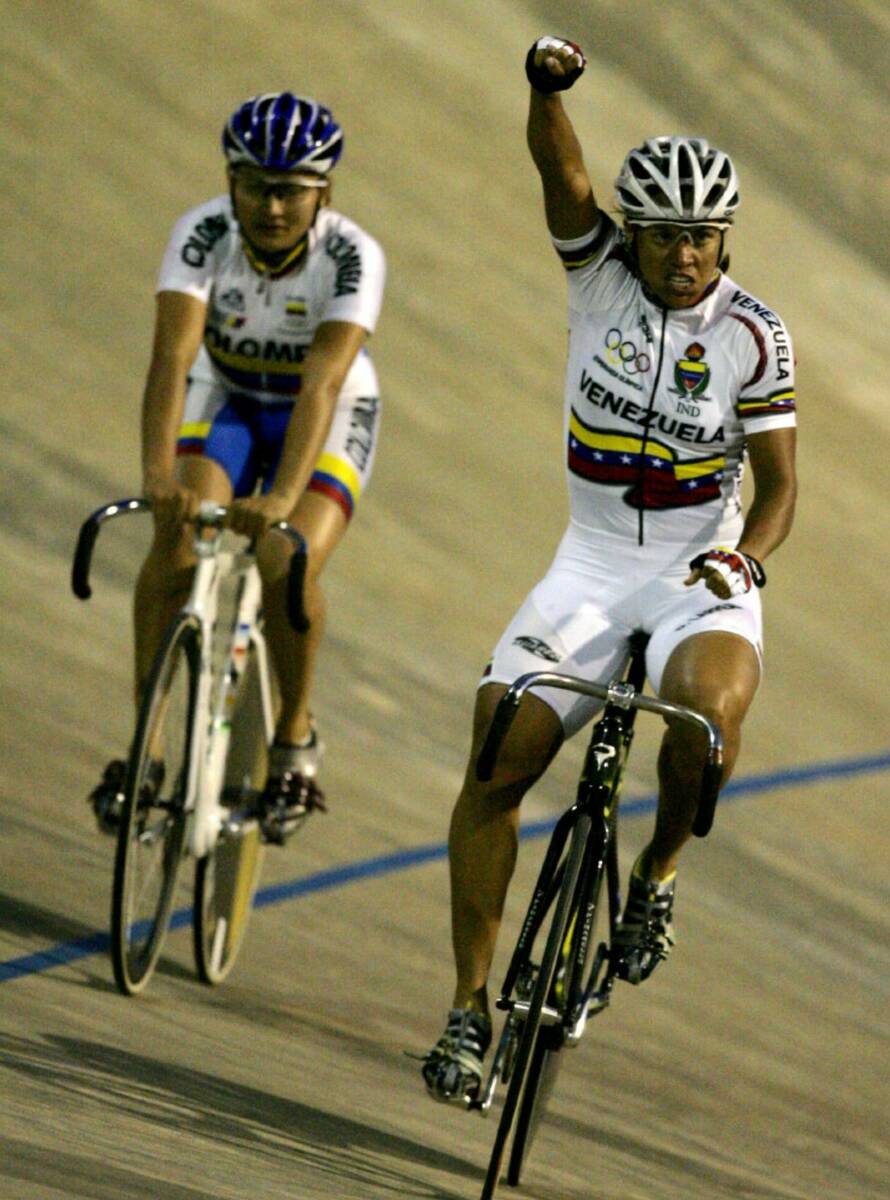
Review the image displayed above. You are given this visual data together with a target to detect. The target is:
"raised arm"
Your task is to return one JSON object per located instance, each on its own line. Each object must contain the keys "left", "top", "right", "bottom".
{"left": 525, "top": 36, "right": 599, "bottom": 240}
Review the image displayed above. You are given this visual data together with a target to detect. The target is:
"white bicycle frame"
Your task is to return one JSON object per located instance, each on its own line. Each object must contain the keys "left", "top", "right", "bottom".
{"left": 184, "top": 504, "right": 276, "bottom": 860}
{"left": 73, "top": 496, "right": 307, "bottom": 864}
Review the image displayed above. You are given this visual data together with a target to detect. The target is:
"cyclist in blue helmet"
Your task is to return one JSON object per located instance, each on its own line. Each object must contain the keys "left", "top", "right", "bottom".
{"left": 90, "top": 92, "right": 386, "bottom": 844}
{"left": 223, "top": 91, "right": 344, "bottom": 175}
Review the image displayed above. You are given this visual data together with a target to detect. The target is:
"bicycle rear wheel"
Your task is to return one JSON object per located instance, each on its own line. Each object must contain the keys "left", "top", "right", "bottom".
{"left": 111, "top": 614, "right": 199, "bottom": 995}
{"left": 481, "top": 813, "right": 590, "bottom": 1200}
{"left": 193, "top": 642, "right": 267, "bottom": 984}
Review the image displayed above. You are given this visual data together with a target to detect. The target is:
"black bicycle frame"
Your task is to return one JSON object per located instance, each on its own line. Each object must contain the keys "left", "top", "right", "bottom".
{"left": 496, "top": 640, "right": 649, "bottom": 1029}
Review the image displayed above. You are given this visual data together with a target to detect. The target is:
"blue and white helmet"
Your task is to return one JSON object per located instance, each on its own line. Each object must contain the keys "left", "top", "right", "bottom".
{"left": 615, "top": 136, "right": 739, "bottom": 227}
{"left": 222, "top": 92, "right": 343, "bottom": 174}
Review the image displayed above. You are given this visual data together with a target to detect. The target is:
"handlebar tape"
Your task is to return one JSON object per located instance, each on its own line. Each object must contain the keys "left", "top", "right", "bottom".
{"left": 475, "top": 692, "right": 522, "bottom": 782}
{"left": 286, "top": 544, "right": 310, "bottom": 634}
{"left": 71, "top": 514, "right": 101, "bottom": 599}
{"left": 692, "top": 756, "right": 723, "bottom": 837}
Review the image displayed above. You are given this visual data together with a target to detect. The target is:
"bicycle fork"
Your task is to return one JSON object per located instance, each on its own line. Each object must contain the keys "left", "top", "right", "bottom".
{"left": 550, "top": 714, "right": 634, "bottom": 1044}
{"left": 192, "top": 548, "right": 273, "bottom": 859}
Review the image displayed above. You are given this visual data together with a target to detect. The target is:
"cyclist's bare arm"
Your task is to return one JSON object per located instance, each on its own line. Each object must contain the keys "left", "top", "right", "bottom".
{"left": 526, "top": 41, "right": 598, "bottom": 240}
{"left": 736, "top": 426, "right": 798, "bottom": 563}
{"left": 684, "top": 427, "right": 797, "bottom": 597}
{"left": 228, "top": 319, "right": 368, "bottom": 539}
{"left": 141, "top": 289, "right": 207, "bottom": 522}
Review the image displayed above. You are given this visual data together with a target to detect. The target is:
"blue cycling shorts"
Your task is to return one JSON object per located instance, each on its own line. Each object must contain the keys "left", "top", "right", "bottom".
{"left": 176, "top": 357, "right": 380, "bottom": 521}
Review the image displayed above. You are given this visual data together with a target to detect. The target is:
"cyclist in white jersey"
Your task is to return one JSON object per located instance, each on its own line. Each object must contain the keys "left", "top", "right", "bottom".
{"left": 423, "top": 38, "right": 797, "bottom": 1102}
{"left": 90, "top": 92, "right": 385, "bottom": 843}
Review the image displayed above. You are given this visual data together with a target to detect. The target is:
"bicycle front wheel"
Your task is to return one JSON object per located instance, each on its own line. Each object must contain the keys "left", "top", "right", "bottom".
{"left": 507, "top": 816, "right": 608, "bottom": 1185}
{"left": 193, "top": 639, "right": 267, "bottom": 984}
{"left": 481, "top": 812, "right": 591, "bottom": 1200}
{"left": 506, "top": 1015, "right": 563, "bottom": 1185}
{"left": 111, "top": 614, "right": 199, "bottom": 995}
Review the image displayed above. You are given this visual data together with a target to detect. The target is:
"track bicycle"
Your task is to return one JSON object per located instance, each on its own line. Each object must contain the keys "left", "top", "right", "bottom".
{"left": 72, "top": 497, "right": 309, "bottom": 995}
{"left": 470, "top": 632, "right": 724, "bottom": 1198}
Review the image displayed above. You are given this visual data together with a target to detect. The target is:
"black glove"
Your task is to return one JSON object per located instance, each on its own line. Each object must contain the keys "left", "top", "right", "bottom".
{"left": 525, "top": 36, "right": 587, "bottom": 94}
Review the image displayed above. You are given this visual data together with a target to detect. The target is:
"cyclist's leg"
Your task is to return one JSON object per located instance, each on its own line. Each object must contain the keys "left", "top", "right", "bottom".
{"left": 425, "top": 535, "right": 632, "bottom": 1096}
{"left": 649, "top": 629, "right": 760, "bottom": 877}
{"left": 450, "top": 554, "right": 635, "bottom": 1012}
{"left": 133, "top": 455, "right": 232, "bottom": 700}
{"left": 449, "top": 682, "right": 564, "bottom": 1016}
{"left": 256, "top": 487, "right": 346, "bottom": 747}
{"left": 252, "top": 392, "right": 378, "bottom": 833}
{"left": 606, "top": 567, "right": 762, "bottom": 981}
{"left": 91, "top": 382, "right": 252, "bottom": 830}
{"left": 423, "top": 683, "right": 561, "bottom": 1101}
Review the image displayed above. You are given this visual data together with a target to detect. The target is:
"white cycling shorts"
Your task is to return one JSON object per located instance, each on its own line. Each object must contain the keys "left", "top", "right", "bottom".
{"left": 482, "top": 521, "right": 763, "bottom": 737}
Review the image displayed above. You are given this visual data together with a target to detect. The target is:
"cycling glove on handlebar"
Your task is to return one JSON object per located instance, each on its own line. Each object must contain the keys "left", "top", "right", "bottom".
{"left": 688, "top": 547, "right": 766, "bottom": 596}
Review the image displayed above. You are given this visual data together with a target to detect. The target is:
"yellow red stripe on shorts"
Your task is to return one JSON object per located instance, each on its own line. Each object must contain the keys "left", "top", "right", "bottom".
{"left": 177, "top": 420, "right": 211, "bottom": 455}
{"left": 308, "top": 452, "right": 362, "bottom": 520}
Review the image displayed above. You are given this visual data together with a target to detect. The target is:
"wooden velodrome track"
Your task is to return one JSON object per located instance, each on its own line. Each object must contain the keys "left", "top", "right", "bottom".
{"left": 2, "top": 3, "right": 888, "bottom": 1197}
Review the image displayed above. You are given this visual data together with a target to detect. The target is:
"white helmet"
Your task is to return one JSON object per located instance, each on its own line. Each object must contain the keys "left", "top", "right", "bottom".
{"left": 615, "top": 136, "right": 739, "bottom": 227}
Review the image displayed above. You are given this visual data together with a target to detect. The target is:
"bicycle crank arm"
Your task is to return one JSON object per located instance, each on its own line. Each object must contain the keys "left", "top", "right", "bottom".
{"left": 566, "top": 989, "right": 613, "bottom": 1044}
{"left": 469, "top": 1019, "right": 515, "bottom": 1115}
{"left": 468, "top": 1077, "right": 497, "bottom": 1116}
{"left": 510, "top": 998, "right": 562, "bottom": 1025}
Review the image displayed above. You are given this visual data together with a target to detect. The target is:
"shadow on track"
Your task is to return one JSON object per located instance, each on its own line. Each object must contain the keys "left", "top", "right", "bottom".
{"left": 0, "top": 1032, "right": 477, "bottom": 1199}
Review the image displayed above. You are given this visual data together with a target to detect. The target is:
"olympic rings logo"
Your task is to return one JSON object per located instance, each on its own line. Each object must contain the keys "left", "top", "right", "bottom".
{"left": 605, "top": 327, "right": 651, "bottom": 375}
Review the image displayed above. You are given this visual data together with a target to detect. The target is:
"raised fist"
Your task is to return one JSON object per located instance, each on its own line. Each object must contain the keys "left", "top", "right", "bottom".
{"left": 525, "top": 36, "right": 586, "bottom": 94}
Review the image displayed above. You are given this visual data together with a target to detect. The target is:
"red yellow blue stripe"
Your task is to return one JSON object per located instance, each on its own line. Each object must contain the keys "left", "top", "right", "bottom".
{"left": 308, "top": 452, "right": 362, "bottom": 520}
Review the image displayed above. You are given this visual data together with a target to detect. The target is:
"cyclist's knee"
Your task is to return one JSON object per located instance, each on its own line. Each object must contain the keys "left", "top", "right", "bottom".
{"left": 255, "top": 530, "right": 321, "bottom": 588}
{"left": 138, "top": 542, "right": 195, "bottom": 600}
{"left": 144, "top": 518, "right": 195, "bottom": 571}
{"left": 668, "top": 687, "right": 747, "bottom": 750}
{"left": 465, "top": 686, "right": 562, "bottom": 804}
{"left": 660, "top": 692, "right": 743, "bottom": 786}
{"left": 257, "top": 546, "right": 323, "bottom": 631}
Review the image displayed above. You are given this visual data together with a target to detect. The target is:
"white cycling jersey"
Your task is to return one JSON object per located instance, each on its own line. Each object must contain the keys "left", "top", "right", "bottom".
{"left": 157, "top": 196, "right": 385, "bottom": 402}
{"left": 552, "top": 215, "right": 796, "bottom": 548}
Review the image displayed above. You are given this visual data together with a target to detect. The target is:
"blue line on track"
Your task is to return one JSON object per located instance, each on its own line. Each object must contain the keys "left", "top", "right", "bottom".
{"left": 2, "top": 750, "right": 888, "bottom": 984}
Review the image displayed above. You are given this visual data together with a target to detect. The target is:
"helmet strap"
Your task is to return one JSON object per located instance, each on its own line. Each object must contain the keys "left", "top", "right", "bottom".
{"left": 718, "top": 230, "right": 729, "bottom": 273}
{"left": 240, "top": 230, "right": 309, "bottom": 278}
{"left": 228, "top": 175, "right": 324, "bottom": 278}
